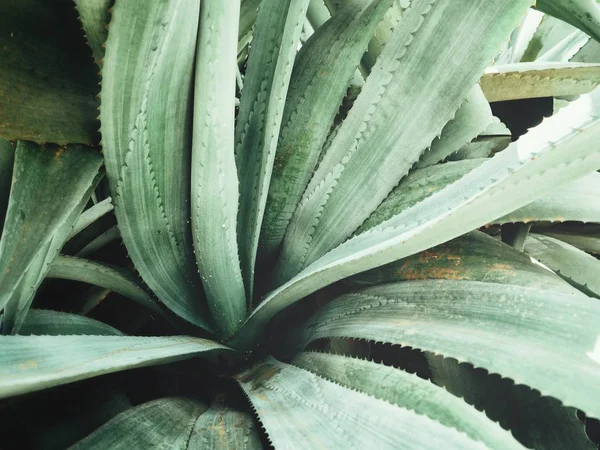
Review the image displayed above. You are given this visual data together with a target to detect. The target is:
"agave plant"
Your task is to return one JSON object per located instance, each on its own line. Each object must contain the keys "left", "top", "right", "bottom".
{"left": 2, "top": 0, "right": 600, "bottom": 448}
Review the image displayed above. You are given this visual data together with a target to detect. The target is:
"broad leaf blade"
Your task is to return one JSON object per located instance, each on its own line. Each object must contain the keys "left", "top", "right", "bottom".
{"left": 192, "top": 0, "right": 246, "bottom": 337}
{"left": 73, "top": 0, "right": 112, "bottom": 66}
{"left": 231, "top": 87, "right": 600, "bottom": 348}
{"left": 100, "top": 0, "right": 211, "bottom": 330}
{"left": 300, "top": 280, "right": 600, "bottom": 420}
{"left": 235, "top": 0, "right": 311, "bottom": 298}
{"left": 0, "top": 142, "right": 103, "bottom": 334}
{"left": 19, "top": 310, "right": 122, "bottom": 336}
{"left": 47, "top": 256, "right": 161, "bottom": 315}
{"left": 293, "top": 352, "right": 525, "bottom": 450}
{"left": 536, "top": 0, "right": 600, "bottom": 43}
{"left": 236, "top": 357, "right": 486, "bottom": 449}
{"left": 259, "top": 0, "right": 394, "bottom": 262}
{"left": 0, "top": 335, "right": 233, "bottom": 399}
{"left": 276, "top": 0, "right": 534, "bottom": 282}
{"left": 71, "top": 397, "right": 207, "bottom": 450}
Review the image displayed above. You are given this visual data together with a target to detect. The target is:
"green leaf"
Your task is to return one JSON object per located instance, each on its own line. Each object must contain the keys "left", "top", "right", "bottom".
{"left": 259, "top": 0, "right": 394, "bottom": 262}
{"left": 449, "top": 121, "right": 511, "bottom": 162}
{"left": 19, "top": 309, "right": 123, "bottom": 336}
{"left": 481, "top": 62, "right": 600, "bottom": 102}
{"left": 572, "top": 36, "right": 600, "bottom": 62}
{"left": 235, "top": 0, "right": 311, "bottom": 298}
{"left": 494, "top": 172, "right": 600, "bottom": 224}
{"left": 542, "top": 230, "right": 600, "bottom": 253}
{"left": 0, "top": 0, "right": 99, "bottom": 145}
{"left": 68, "top": 197, "right": 113, "bottom": 240}
{"left": 71, "top": 397, "right": 207, "bottom": 450}
{"left": 0, "top": 138, "right": 15, "bottom": 231}
{"left": 300, "top": 280, "right": 600, "bottom": 419}
{"left": 100, "top": 0, "right": 211, "bottom": 331}
{"left": 0, "top": 142, "right": 103, "bottom": 334}
{"left": 231, "top": 86, "right": 600, "bottom": 349}
{"left": 47, "top": 256, "right": 161, "bottom": 315}
{"left": 235, "top": 356, "right": 487, "bottom": 449}
{"left": 0, "top": 335, "right": 233, "bottom": 399}
{"left": 427, "top": 354, "right": 596, "bottom": 450}
{"left": 347, "top": 230, "right": 577, "bottom": 295}
{"left": 192, "top": 0, "right": 246, "bottom": 337}
{"left": 535, "top": 0, "right": 600, "bottom": 43}
{"left": 496, "top": 9, "right": 545, "bottom": 64}
{"left": 276, "top": 0, "right": 534, "bottom": 283}
{"left": 73, "top": 0, "right": 112, "bottom": 66}
{"left": 525, "top": 233, "right": 600, "bottom": 298}
{"left": 416, "top": 86, "right": 494, "bottom": 169}
{"left": 293, "top": 352, "right": 525, "bottom": 450}
{"left": 187, "top": 394, "right": 262, "bottom": 449}
{"left": 76, "top": 225, "right": 119, "bottom": 258}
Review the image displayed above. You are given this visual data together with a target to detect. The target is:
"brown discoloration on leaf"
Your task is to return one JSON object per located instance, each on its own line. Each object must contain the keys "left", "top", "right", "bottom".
{"left": 235, "top": 363, "right": 281, "bottom": 391}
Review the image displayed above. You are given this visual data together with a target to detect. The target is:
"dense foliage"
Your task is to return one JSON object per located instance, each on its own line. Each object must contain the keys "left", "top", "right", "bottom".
{"left": 1, "top": 0, "right": 600, "bottom": 448}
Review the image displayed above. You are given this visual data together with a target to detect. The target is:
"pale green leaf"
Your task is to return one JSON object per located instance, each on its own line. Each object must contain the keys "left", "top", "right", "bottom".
{"left": 47, "top": 255, "right": 161, "bottom": 315}
{"left": 236, "top": 357, "right": 487, "bottom": 449}
{"left": 293, "top": 352, "right": 525, "bottom": 450}
{"left": 0, "top": 335, "right": 233, "bottom": 399}
{"left": 232, "top": 88, "right": 600, "bottom": 348}
{"left": 572, "top": 37, "right": 600, "bottom": 62}
{"left": 300, "top": 280, "right": 600, "bottom": 419}
{"left": 525, "top": 233, "right": 600, "bottom": 297}
{"left": 481, "top": 62, "right": 600, "bottom": 102}
{"left": 259, "top": 0, "right": 394, "bottom": 262}
{"left": 495, "top": 9, "right": 545, "bottom": 64}
{"left": 70, "top": 397, "right": 207, "bottom": 450}
{"left": 192, "top": 0, "right": 246, "bottom": 336}
{"left": 100, "top": 0, "right": 211, "bottom": 331}
{"left": 73, "top": 0, "right": 111, "bottom": 65}
{"left": 235, "top": 0, "right": 311, "bottom": 298}
{"left": 68, "top": 197, "right": 113, "bottom": 240}
{"left": 0, "top": 142, "right": 103, "bottom": 334}
{"left": 76, "top": 225, "right": 119, "bottom": 258}
{"left": 19, "top": 309, "right": 122, "bottom": 336}
{"left": 535, "top": 0, "right": 600, "bottom": 43}
{"left": 276, "top": 0, "right": 534, "bottom": 283}
{"left": 542, "top": 230, "right": 600, "bottom": 253}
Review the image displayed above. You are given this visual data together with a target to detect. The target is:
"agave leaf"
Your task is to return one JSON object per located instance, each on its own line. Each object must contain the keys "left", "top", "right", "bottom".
{"left": 19, "top": 309, "right": 123, "bottom": 336}
{"left": 73, "top": 0, "right": 112, "bottom": 66}
{"left": 0, "top": 335, "right": 233, "bottom": 399}
{"left": 192, "top": 0, "right": 246, "bottom": 336}
{"left": 449, "top": 123, "right": 512, "bottom": 162}
{"left": 47, "top": 255, "right": 161, "bottom": 315}
{"left": 495, "top": 9, "right": 545, "bottom": 65}
{"left": 76, "top": 225, "right": 119, "bottom": 258}
{"left": 300, "top": 280, "right": 600, "bottom": 420}
{"left": 235, "top": 0, "right": 311, "bottom": 298}
{"left": 427, "top": 354, "right": 596, "bottom": 450}
{"left": 239, "top": 0, "right": 261, "bottom": 41}
{"left": 0, "top": 139, "right": 15, "bottom": 230}
{"left": 276, "top": 0, "right": 534, "bottom": 282}
{"left": 293, "top": 352, "right": 525, "bottom": 450}
{"left": 537, "top": 29, "right": 591, "bottom": 62}
{"left": 542, "top": 230, "right": 600, "bottom": 253}
{"left": 68, "top": 197, "right": 113, "bottom": 240}
{"left": 415, "top": 86, "right": 494, "bottom": 169}
{"left": 232, "top": 87, "right": 600, "bottom": 348}
{"left": 494, "top": 172, "right": 600, "bottom": 224}
{"left": 70, "top": 397, "right": 207, "bottom": 450}
{"left": 100, "top": 0, "right": 211, "bottom": 331}
{"left": 187, "top": 394, "right": 262, "bottom": 449}
{"left": 347, "top": 231, "right": 577, "bottom": 295}
{"left": 259, "top": 0, "right": 394, "bottom": 263}
{"left": 236, "top": 356, "right": 486, "bottom": 449}
{"left": 481, "top": 62, "right": 600, "bottom": 102}
{"left": 535, "top": 0, "right": 600, "bottom": 43}
{"left": 525, "top": 233, "right": 600, "bottom": 298}
{"left": 0, "top": 0, "right": 99, "bottom": 145}
{"left": 0, "top": 142, "right": 103, "bottom": 334}
{"left": 572, "top": 37, "right": 600, "bottom": 62}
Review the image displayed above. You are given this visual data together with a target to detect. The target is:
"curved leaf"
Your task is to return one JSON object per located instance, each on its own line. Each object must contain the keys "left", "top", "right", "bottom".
{"left": 0, "top": 142, "right": 103, "bottom": 334}
{"left": 276, "top": 0, "right": 534, "bottom": 282}
{"left": 71, "top": 397, "right": 207, "bottom": 450}
{"left": 231, "top": 87, "right": 600, "bottom": 349}
{"left": 73, "top": 0, "right": 112, "bottom": 66}
{"left": 47, "top": 256, "right": 161, "bottom": 315}
{"left": 192, "top": 0, "right": 246, "bottom": 336}
{"left": 235, "top": 0, "right": 311, "bottom": 298}
{"left": 481, "top": 62, "right": 600, "bottom": 101}
{"left": 236, "top": 357, "right": 486, "bottom": 449}
{"left": 293, "top": 352, "right": 525, "bottom": 450}
{"left": 68, "top": 197, "right": 114, "bottom": 240}
{"left": 0, "top": 0, "right": 99, "bottom": 145}
{"left": 100, "top": 0, "right": 211, "bottom": 330}
{"left": 542, "top": 230, "right": 600, "bottom": 253}
{"left": 0, "top": 138, "right": 15, "bottom": 230}
{"left": 525, "top": 233, "right": 600, "bottom": 298}
{"left": 0, "top": 335, "right": 233, "bottom": 399}
{"left": 535, "top": 0, "right": 600, "bottom": 43}
{"left": 259, "top": 0, "right": 394, "bottom": 262}
{"left": 19, "top": 309, "right": 122, "bottom": 336}
{"left": 300, "top": 280, "right": 600, "bottom": 420}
